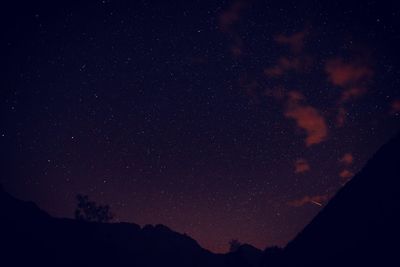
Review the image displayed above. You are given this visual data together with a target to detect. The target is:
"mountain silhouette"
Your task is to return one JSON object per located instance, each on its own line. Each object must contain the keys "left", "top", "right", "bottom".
{"left": 1, "top": 132, "right": 399, "bottom": 266}
{"left": 263, "top": 132, "right": 400, "bottom": 267}
{"left": 0, "top": 185, "right": 261, "bottom": 266}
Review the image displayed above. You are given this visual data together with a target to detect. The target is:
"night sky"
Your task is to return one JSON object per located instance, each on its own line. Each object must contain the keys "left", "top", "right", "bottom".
{"left": 1, "top": 0, "right": 400, "bottom": 253}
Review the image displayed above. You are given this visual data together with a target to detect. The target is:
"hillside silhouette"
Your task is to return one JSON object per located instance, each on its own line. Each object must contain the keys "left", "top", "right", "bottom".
{"left": 1, "top": 132, "right": 400, "bottom": 266}
{"left": 0, "top": 184, "right": 262, "bottom": 266}
{"left": 262, "top": 132, "right": 400, "bottom": 267}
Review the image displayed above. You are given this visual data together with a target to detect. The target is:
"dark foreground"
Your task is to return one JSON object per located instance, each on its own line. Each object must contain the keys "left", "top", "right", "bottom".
{"left": 1, "top": 133, "right": 400, "bottom": 266}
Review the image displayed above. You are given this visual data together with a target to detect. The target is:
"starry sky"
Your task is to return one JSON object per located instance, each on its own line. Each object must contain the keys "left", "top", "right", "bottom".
{"left": 1, "top": 0, "right": 400, "bottom": 253}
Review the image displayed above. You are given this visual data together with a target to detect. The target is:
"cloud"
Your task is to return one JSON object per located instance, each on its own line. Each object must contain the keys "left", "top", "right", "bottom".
{"left": 326, "top": 57, "right": 373, "bottom": 126}
{"left": 264, "top": 87, "right": 286, "bottom": 100}
{"left": 264, "top": 29, "right": 311, "bottom": 77}
{"left": 336, "top": 107, "right": 347, "bottom": 127}
{"left": 231, "top": 44, "right": 242, "bottom": 57}
{"left": 340, "top": 87, "right": 367, "bottom": 103}
{"left": 274, "top": 31, "right": 306, "bottom": 53}
{"left": 325, "top": 58, "right": 373, "bottom": 88}
{"left": 288, "top": 194, "right": 330, "bottom": 207}
{"left": 274, "top": 30, "right": 307, "bottom": 53}
{"left": 339, "top": 153, "right": 354, "bottom": 165}
{"left": 218, "top": 0, "right": 248, "bottom": 33}
{"left": 284, "top": 91, "right": 328, "bottom": 146}
{"left": 339, "top": 169, "right": 353, "bottom": 178}
{"left": 339, "top": 153, "right": 355, "bottom": 184}
{"left": 229, "top": 36, "right": 244, "bottom": 58}
{"left": 264, "top": 28, "right": 327, "bottom": 146}
{"left": 264, "top": 57, "right": 306, "bottom": 77}
{"left": 238, "top": 75, "right": 259, "bottom": 102}
{"left": 264, "top": 57, "right": 296, "bottom": 77}
{"left": 218, "top": 0, "right": 249, "bottom": 58}
{"left": 336, "top": 87, "right": 367, "bottom": 127}
{"left": 285, "top": 106, "right": 327, "bottom": 146}
{"left": 339, "top": 169, "right": 354, "bottom": 185}
{"left": 294, "top": 158, "right": 310, "bottom": 173}
{"left": 390, "top": 99, "right": 400, "bottom": 115}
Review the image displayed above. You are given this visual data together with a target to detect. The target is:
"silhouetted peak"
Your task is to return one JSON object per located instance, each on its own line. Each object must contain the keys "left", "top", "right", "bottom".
{"left": 141, "top": 223, "right": 203, "bottom": 252}
{"left": 279, "top": 132, "right": 400, "bottom": 267}
{"left": 154, "top": 223, "right": 172, "bottom": 232}
{"left": 0, "top": 185, "right": 50, "bottom": 220}
{"left": 237, "top": 244, "right": 262, "bottom": 254}
{"left": 142, "top": 224, "right": 175, "bottom": 234}
{"left": 1, "top": 188, "right": 229, "bottom": 266}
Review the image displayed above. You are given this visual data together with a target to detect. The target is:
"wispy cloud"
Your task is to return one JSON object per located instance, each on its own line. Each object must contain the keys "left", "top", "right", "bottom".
{"left": 325, "top": 58, "right": 373, "bottom": 88}
{"left": 339, "top": 153, "right": 354, "bottom": 166}
{"left": 339, "top": 169, "right": 354, "bottom": 185}
{"left": 326, "top": 57, "right": 373, "bottom": 127}
{"left": 390, "top": 99, "right": 400, "bottom": 115}
{"left": 294, "top": 158, "right": 310, "bottom": 173}
{"left": 274, "top": 30, "right": 307, "bottom": 53}
{"left": 338, "top": 153, "right": 354, "bottom": 184}
{"left": 264, "top": 30, "right": 311, "bottom": 77}
{"left": 218, "top": 0, "right": 248, "bottom": 33}
{"left": 284, "top": 91, "right": 328, "bottom": 146}
{"left": 336, "top": 107, "right": 347, "bottom": 127}
{"left": 340, "top": 87, "right": 368, "bottom": 103}
{"left": 264, "top": 56, "right": 312, "bottom": 78}
{"left": 288, "top": 194, "right": 330, "bottom": 207}
{"left": 263, "top": 29, "right": 327, "bottom": 146}
{"left": 265, "top": 89, "right": 328, "bottom": 146}
{"left": 238, "top": 75, "right": 260, "bottom": 103}
{"left": 218, "top": 0, "right": 249, "bottom": 57}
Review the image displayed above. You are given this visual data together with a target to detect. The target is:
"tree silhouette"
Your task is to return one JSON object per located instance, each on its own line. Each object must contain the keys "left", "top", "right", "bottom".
{"left": 229, "top": 239, "right": 242, "bottom": 252}
{"left": 74, "top": 194, "right": 113, "bottom": 223}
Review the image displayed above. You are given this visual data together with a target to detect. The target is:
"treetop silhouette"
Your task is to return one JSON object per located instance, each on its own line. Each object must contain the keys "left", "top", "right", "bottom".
{"left": 74, "top": 194, "right": 114, "bottom": 223}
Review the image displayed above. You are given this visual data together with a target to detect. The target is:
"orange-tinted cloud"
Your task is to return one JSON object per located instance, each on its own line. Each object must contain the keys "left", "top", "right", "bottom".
{"left": 325, "top": 58, "right": 373, "bottom": 88}
{"left": 229, "top": 36, "right": 244, "bottom": 58}
{"left": 288, "top": 194, "right": 330, "bottom": 207}
{"left": 340, "top": 87, "right": 367, "bottom": 103}
{"left": 274, "top": 30, "right": 307, "bottom": 53}
{"left": 284, "top": 91, "right": 328, "bottom": 146}
{"left": 264, "top": 57, "right": 300, "bottom": 77}
{"left": 326, "top": 57, "right": 373, "bottom": 127}
{"left": 218, "top": 0, "right": 248, "bottom": 33}
{"left": 390, "top": 99, "right": 400, "bottom": 115}
{"left": 336, "top": 107, "right": 347, "bottom": 127}
{"left": 336, "top": 88, "right": 367, "bottom": 126}
{"left": 264, "top": 87, "right": 286, "bottom": 100}
{"left": 339, "top": 153, "right": 354, "bottom": 165}
{"left": 265, "top": 29, "right": 311, "bottom": 77}
{"left": 264, "top": 56, "right": 312, "bottom": 78}
{"left": 231, "top": 44, "right": 242, "bottom": 57}
{"left": 339, "top": 169, "right": 353, "bottom": 178}
{"left": 294, "top": 158, "right": 310, "bottom": 173}
{"left": 238, "top": 76, "right": 259, "bottom": 102}
{"left": 339, "top": 169, "right": 354, "bottom": 184}
{"left": 218, "top": 0, "right": 249, "bottom": 58}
